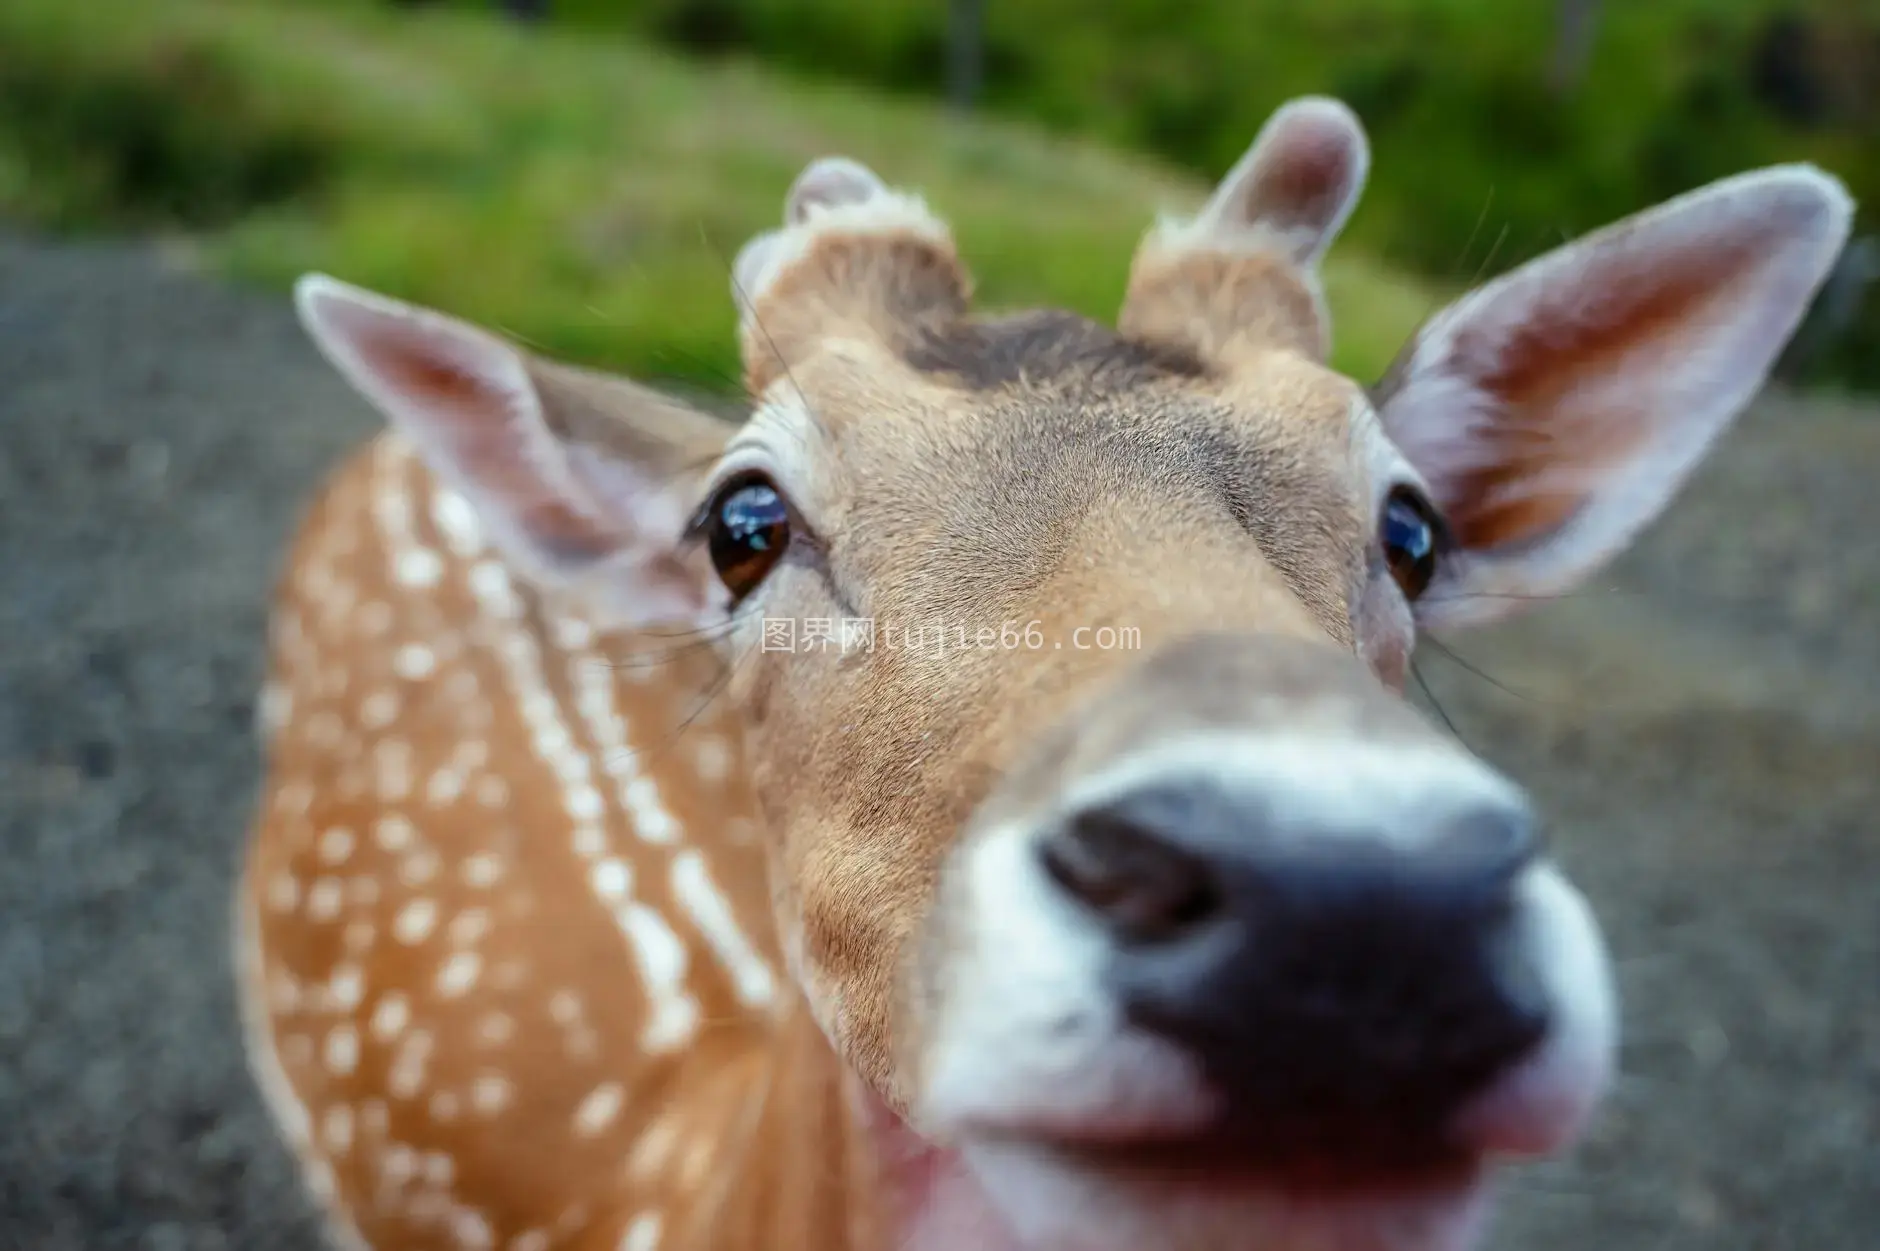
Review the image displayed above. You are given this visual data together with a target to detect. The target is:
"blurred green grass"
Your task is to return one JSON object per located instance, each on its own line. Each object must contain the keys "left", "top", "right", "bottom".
{"left": 0, "top": 0, "right": 1441, "bottom": 394}
{"left": 438, "top": 0, "right": 1880, "bottom": 389}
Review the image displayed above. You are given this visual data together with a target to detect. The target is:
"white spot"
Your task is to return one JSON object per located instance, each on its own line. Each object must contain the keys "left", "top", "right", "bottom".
{"left": 396, "top": 548, "right": 444, "bottom": 588}
{"left": 565, "top": 1027, "right": 600, "bottom": 1062}
{"left": 388, "top": 1038, "right": 429, "bottom": 1099}
{"left": 267, "top": 875, "right": 300, "bottom": 913}
{"left": 452, "top": 1210, "right": 495, "bottom": 1251}
{"left": 551, "top": 616, "right": 595, "bottom": 650}
{"left": 401, "top": 847, "right": 441, "bottom": 887}
{"left": 430, "top": 1090, "right": 461, "bottom": 1122}
{"left": 616, "top": 903, "right": 701, "bottom": 1052}
{"left": 474, "top": 775, "right": 510, "bottom": 808}
{"left": 477, "top": 1012, "right": 515, "bottom": 1046}
{"left": 590, "top": 859, "right": 631, "bottom": 902}
{"left": 572, "top": 1082, "right": 624, "bottom": 1137}
{"left": 431, "top": 489, "right": 485, "bottom": 558}
{"left": 423, "top": 1150, "right": 455, "bottom": 1187}
{"left": 329, "top": 964, "right": 365, "bottom": 1010}
{"left": 322, "top": 1104, "right": 354, "bottom": 1155}
{"left": 436, "top": 951, "right": 482, "bottom": 998}
{"left": 448, "top": 908, "right": 491, "bottom": 947}
{"left": 259, "top": 681, "right": 293, "bottom": 734}
{"left": 548, "top": 990, "right": 583, "bottom": 1025}
{"left": 468, "top": 561, "right": 521, "bottom": 616}
{"left": 472, "top": 1074, "right": 511, "bottom": 1116}
{"left": 394, "top": 898, "right": 439, "bottom": 944}
{"left": 307, "top": 878, "right": 344, "bottom": 922}
{"left": 619, "top": 1213, "right": 664, "bottom": 1251}
{"left": 361, "top": 690, "right": 400, "bottom": 729}
{"left": 274, "top": 781, "right": 314, "bottom": 817}
{"left": 375, "top": 814, "right": 416, "bottom": 851}
{"left": 304, "top": 1157, "right": 336, "bottom": 1201}
{"left": 371, "top": 992, "right": 411, "bottom": 1041}
{"left": 510, "top": 1232, "right": 549, "bottom": 1251}
{"left": 394, "top": 643, "right": 437, "bottom": 681}
{"left": 380, "top": 1142, "right": 418, "bottom": 1188}
{"left": 572, "top": 824, "right": 607, "bottom": 859}
{"left": 567, "top": 785, "right": 605, "bottom": 820}
{"left": 462, "top": 853, "right": 504, "bottom": 889}
{"left": 671, "top": 849, "right": 776, "bottom": 1008}
{"left": 447, "top": 669, "right": 480, "bottom": 702}
{"left": 427, "top": 768, "right": 466, "bottom": 806}
{"left": 317, "top": 825, "right": 356, "bottom": 865}
{"left": 624, "top": 777, "right": 681, "bottom": 845}
{"left": 324, "top": 1024, "right": 360, "bottom": 1076}
{"left": 692, "top": 734, "right": 731, "bottom": 782}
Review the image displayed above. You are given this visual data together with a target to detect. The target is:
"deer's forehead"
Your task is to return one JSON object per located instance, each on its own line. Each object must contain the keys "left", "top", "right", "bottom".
{"left": 753, "top": 317, "right": 1370, "bottom": 529}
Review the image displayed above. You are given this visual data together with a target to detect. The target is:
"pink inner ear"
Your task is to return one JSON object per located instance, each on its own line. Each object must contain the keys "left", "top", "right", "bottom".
{"left": 1241, "top": 120, "right": 1359, "bottom": 234}
{"left": 1435, "top": 233, "right": 1758, "bottom": 552}
{"left": 354, "top": 324, "right": 621, "bottom": 565}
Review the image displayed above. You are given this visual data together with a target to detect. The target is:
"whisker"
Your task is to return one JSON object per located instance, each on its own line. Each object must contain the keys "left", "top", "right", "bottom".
{"left": 699, "top": 222, "right": 834, "bottom": 447}
{"left": 1451, "top": 185, "right": 1497, "bottom": 276}
{"left": 1417, "top": 634, "right": 1547, "bottom": 706}
{"left": 1409, "top": 656, "right": 1469, "bottom": 752}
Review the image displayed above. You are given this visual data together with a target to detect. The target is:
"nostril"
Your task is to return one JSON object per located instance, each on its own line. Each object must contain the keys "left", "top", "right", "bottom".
{"left": 1039, "top": 811, "right": 1223, "bottom": 942}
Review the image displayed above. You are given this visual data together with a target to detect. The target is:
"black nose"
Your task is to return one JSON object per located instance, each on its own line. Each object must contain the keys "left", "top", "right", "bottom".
{"left": 1038, "top": 777, "right": 1549, "bottom": 1167}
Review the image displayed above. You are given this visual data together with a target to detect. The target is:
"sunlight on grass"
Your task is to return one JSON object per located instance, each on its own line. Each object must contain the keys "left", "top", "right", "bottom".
{"left": 0, "top": 0, "right": 1438, "bottom": 393}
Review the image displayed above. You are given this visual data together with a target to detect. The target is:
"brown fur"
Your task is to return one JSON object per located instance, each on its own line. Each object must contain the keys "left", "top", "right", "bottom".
{"left": 715, "top": 205, "right": 1388, "bottom": 1117}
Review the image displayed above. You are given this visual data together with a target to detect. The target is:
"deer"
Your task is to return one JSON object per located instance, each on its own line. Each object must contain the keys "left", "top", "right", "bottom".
{"left": 235, "top": 97, "right": 1851, "bottom": 1251}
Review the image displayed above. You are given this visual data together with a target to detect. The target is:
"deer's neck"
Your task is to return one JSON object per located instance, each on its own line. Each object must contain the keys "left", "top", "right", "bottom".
{"left": 680, "top": 993, "right": 1021, "bottom": 1251}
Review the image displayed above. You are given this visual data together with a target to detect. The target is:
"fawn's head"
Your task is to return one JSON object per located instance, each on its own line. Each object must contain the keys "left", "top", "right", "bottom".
{"left": 295, "top": 99, "right": 1849, "bottom": 1251}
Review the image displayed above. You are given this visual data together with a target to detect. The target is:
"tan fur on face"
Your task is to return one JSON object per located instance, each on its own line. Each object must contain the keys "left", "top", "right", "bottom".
{"left": 723, "top": 302, "right": 1376, "bottom": 1114}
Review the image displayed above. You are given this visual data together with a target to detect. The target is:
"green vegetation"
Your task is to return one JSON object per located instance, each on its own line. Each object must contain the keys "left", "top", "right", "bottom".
{"left": 433, "top": 0, "right": 1880, "bottom": 388}
{"left": 0, "top": 0, "right": 1442, "bottom": 395}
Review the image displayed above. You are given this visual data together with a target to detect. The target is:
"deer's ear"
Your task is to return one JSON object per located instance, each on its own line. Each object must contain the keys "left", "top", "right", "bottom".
{"left": 294, "top": 274, "right": 736, "bottom": 628}
{"left": 1192, "top": 95, "right": 1369, "bottom": 268}
{"left": 1375, "top": 166, "right": 1853, "bottom": 630}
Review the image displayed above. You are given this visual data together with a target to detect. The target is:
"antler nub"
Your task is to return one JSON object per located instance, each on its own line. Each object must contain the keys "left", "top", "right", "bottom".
{"left": 1120, "top": 96, "right": 1372, "bottom": 367}
{"left": 731, "top": 155, "right": 972, "bottom": 397}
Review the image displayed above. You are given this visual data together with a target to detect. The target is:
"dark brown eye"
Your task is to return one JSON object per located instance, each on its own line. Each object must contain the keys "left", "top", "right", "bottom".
{"left": 1381, "top": 486, "right": 1443, "bottom": 600}
{"left": 705, "top": 475, "right": 791, "bottom": 602}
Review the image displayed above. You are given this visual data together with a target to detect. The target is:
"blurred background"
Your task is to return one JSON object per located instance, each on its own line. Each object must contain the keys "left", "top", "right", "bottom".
{"left": 0, "top": 1, "right": 1874, "bottom": 1248}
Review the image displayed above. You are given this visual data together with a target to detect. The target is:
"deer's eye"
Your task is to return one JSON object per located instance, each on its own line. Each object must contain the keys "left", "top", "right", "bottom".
{"left": 703, "top": 474, "right": 791, "bottom": 602}
{"left": 1381, "top": 486, "right": 1444, "bottom": 600}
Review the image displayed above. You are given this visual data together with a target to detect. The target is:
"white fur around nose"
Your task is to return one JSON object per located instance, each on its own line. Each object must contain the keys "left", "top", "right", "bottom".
{"left": 919, "top": 820, "right": 1218, "bottom": 1143}
{"left": 917, "top": 729, "right": 1617, "bottom": 1251}
{"left": 1059, "top": 733, "right": 1529, "bottom": 856}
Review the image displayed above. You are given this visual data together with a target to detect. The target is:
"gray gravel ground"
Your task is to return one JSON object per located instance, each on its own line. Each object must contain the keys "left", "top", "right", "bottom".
{"left": 0, "top": 228, "right": 1875, "bottom": 1251}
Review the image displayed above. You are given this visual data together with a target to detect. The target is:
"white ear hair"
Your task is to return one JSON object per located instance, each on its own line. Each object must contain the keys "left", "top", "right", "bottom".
{"left": 1374, "top": 164, "right": 1853, "bottom": 630}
